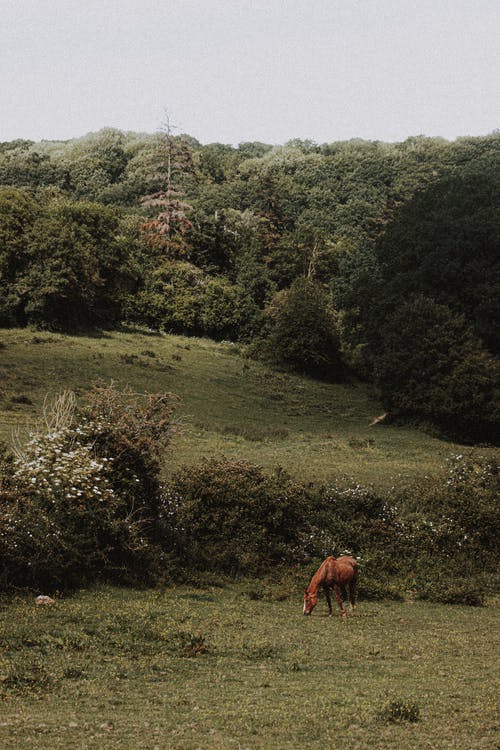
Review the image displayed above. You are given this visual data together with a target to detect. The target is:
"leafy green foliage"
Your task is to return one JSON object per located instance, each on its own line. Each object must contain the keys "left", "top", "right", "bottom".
{"left": 0, "top": 188, "right": 39, "bottom": 324}
{"left": 374, "top": 166, "right": 500, "bottom": 353}
{"left": 311, "top": 481, "right": 398, "bottom": 556}
{"left": 398, "top": 454, "right": 499, "bottom": 564}
{"left": 200, "top": 276, "right": 261, "bottom": 340}
{"left": 264, "top": 277, "right": 342, "bottom": 377}
{"left": 128, "top": 260, "right": 260, "bottom": 340}
{"left": 416, "top": 580, "right": 485, "bottom": 607}
{"left": 63, "top": 129, "right": 128, "bottom": 202}
{"left": 167, "top": 459, "right": 315, "bottom": 574}
{"left": 0, "top": 129, "right": 499, "bottom": 439}
{"left": 0, "top": 385, "right": 178, "bottom": 590}
{"left": 0, "top": 189, "right": 136, "bottom": 329}
{"left": 373, "top": 296, "right": 499, "bottom": 442}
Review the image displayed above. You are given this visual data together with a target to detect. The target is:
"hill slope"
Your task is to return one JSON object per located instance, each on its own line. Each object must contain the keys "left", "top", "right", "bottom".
{"left": 0, "top": 328, "right": 484, "bottom": 487}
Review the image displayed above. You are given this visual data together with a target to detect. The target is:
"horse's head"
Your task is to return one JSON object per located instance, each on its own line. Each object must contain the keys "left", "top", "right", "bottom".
{"left": 303, "top": 589, "right": 318, "bottom": 615}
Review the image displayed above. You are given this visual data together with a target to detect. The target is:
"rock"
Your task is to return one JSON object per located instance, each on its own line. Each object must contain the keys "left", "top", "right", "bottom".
{"left": 35, "top": 595, "right": 55, "bottom": 606}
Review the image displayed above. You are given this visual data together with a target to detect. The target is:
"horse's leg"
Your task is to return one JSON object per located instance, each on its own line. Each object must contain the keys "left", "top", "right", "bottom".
{"left": 323, "top": 585, "right": 333, "bottom": 616}
{"left": 349, "top": 571, "right": 358, "bottom": 614}
{"left": 333, "top": 584, "right": 346, "bottom": 618}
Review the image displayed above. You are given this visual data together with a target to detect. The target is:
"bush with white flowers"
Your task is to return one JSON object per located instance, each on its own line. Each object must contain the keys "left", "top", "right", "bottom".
{"left": 0, "top": 385, "right": 178, "bottom": 590}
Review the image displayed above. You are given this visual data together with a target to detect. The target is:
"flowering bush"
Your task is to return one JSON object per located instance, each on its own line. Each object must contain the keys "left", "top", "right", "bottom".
{"left": 0, "top": 385, "right": 178, "bottom": 590}
{"left": 394, "top": 454, "right": 499, "bottom": 563}
{"left": 319, "top": 481, "right": 399, "bottom": 553}
{"left": 14, "top": 427, "right": 115, "bottom": 507}
{"left": 1, "top": 396, "right": 496, "bottom": 599}
{"left": 75, "top": 383, "right": 179, "bottom": 543}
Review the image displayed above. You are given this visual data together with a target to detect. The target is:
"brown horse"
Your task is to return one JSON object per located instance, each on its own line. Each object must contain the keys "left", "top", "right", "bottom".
{"left": 303, "top": 555, "right": 358, "bottom": 618}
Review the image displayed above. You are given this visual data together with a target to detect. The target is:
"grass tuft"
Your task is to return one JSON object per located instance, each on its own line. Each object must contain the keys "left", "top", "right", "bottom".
{"left": 1, "top": 658, "right": 55, "bottom": 695}
{"left": 173, "top": 631, "right": 209, "bottom": 658}
{"left": 378, "top": 698, "right": 421, "bottom": 723}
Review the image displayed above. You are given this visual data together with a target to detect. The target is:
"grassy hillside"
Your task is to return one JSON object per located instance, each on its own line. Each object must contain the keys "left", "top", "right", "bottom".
{"left": 0, "top": 585, "right": 497, "bottom": 750}
{"left": 0, "top": 327, "right": 486, "bottom": 488}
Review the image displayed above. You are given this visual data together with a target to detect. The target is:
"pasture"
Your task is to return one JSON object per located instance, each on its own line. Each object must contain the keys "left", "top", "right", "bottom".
{"left": 0, "top": 327, "right": 485, "bottom": 488}
{"left": 0, "top": 585, "right": 498, "bottom": 749}
{"left": 1, "top": 327, "right": 498, "bottom": 749}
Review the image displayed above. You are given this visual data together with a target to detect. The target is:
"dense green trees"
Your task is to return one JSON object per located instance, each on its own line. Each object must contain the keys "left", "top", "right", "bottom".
{"left": 128, "top": 259, "right": 260, "bottom": 340}
{"left": 0, "top": 188, "right": 39, "bottom": 324}
{"left": 373, "top": 297, "right": 499, "bottom": 442}
{"left": 0, "top": 129, "right": 498, "bottom": 441}
{"left": 334, "top": 162, "right": 500, "bottom": 441}
{"left": 0, "top": 188, "right": 136, "bottom": 328}
{"left": 372, "top": 167, "right": 500, "bottom": 353}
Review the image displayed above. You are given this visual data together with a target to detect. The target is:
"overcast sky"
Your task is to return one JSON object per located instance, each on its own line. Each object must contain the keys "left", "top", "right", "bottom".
{"left": 1, "top": 0, "right": 499, "bottom": 145}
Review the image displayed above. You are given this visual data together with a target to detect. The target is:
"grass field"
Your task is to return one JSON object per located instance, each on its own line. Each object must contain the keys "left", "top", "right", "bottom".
{"left": 1, "top": 329, "right": 498, "bottom": 748}
{"left": 0, "top": 327, "right": 486, "bottom": 488}
{"left": 0, "top": 585, "right": 498, "bottom": 750}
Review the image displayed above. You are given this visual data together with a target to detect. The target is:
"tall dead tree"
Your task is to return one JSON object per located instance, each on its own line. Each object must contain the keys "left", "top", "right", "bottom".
{"left": 141, "top": 114, "right": 193, "bottom": 258}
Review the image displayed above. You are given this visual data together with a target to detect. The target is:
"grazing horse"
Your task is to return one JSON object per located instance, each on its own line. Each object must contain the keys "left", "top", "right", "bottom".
{"left": 303, "top": 556, "right": 358, "bottom": 618}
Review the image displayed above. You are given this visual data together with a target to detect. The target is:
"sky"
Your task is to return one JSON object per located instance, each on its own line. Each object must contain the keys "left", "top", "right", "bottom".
{"left": 1, "top": 0, "right": 499, "bottom": 145}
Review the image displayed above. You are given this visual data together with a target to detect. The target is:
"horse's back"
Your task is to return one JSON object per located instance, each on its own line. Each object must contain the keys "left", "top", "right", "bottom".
{"left": 334, "top": 556, "right": 358, "bottom": 583}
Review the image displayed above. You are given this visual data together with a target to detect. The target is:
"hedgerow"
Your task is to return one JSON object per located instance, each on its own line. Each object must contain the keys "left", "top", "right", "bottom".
{"left": 166, "top": 459, "right": 316, "bottom": 575}
{"left": 0, "top": 389, "right": 498, "bottom": 602}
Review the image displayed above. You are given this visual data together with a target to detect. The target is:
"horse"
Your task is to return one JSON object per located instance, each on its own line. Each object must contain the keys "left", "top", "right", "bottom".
{"left": 303, "top": 555, "right": 358, "bottom": 618}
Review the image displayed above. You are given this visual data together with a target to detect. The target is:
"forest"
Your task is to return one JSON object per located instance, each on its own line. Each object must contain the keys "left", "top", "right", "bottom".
{"left": 0, "top": 127, "right": 499, "bottom": 443}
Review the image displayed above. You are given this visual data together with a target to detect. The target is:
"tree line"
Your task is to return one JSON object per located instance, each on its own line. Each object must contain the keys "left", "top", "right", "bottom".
{"left": 0, "top": 128, "right": 498, "bottom": 442}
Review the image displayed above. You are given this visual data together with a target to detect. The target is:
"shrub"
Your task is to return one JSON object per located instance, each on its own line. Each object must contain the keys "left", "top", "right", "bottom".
{"left": 126, "top": 261, "right": 204, "bottom": 332}
{"left": 394, "top": 454, "right": 499, "bottom": 567}
{"left": 76, "top": 382, "right": 179, "bottom": 543}
{"left": 416, "top": 580, "right": 485, "bottom": 607}
{"left": 167, "top": 459, "right": 316, "bottom": 574}
{"left": 0, "top": 385, "right": 178, "bottom": 591}
{"left": 264, "top": 277, "right": 343, "bottom": 377}
{"left": 5, "top": 429, "right": 120, "bottom": 588}
{"left": 126, "top": 260, "right": 261, "bottom": 341}
{"left": 312, "top": 481, "right": 400, "bottom": 556}
{"left": 357, "top": 578, "right": 404, "bottom": 602}
{"left": 199, "top": 276, "right": 261, "bottom": 341}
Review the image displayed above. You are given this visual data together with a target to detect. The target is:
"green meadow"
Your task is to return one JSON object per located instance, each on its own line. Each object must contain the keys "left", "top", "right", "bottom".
{"left": 0, "top": 586, "right": 498, "bottom": 750}
{"left": 0, "top": 327, "right": 485, "bottom": 488}
{"left": 1, "top": 327, "right": 498, "bottom": 749}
